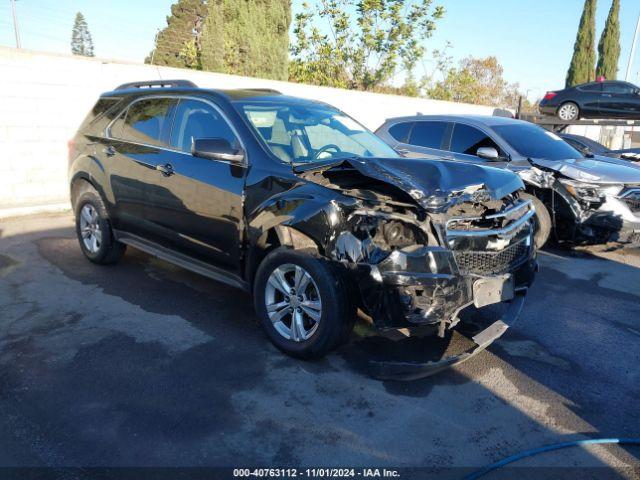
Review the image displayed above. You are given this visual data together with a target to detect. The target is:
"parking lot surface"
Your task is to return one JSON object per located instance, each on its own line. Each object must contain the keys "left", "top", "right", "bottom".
{"left": 0, "top": 213, "right": 638, "bottom": 478}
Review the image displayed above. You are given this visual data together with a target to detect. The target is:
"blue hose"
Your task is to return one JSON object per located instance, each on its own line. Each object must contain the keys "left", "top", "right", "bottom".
{"left": 464, "top": 437, "right": 640, "bottom": 480}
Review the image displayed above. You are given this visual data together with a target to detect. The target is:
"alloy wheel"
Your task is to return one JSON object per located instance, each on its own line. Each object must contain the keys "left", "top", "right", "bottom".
{"left": 264, "top": 263, "right": 322, "bottom": 342}
{"left": 79, "top": 204, "right": 102, "bottom": 253}
{"left": 558, "top": 103, "right": 578, "bottom": 121}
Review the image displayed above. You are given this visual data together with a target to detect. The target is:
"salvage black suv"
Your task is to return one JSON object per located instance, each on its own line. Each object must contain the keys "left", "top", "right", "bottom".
{"left": 68, "top": 80, "right": 537, "bottom": 359}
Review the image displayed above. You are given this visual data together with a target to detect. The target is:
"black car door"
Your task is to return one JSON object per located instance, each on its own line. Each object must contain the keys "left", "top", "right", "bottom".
{"left": 105, "top": 97, "right": 178, "bottom": 238}
{"left": 447, "top": 123, "right": 510, "bottom": 168}
{"left": 143, "top": 97, "right": 246, "bottom": 273}
{"left": 599, "top": 83, "right": 640, "bottom": 118}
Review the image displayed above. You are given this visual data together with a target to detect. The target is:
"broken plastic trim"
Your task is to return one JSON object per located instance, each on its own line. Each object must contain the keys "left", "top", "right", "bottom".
{"left": 368, "top": 290, "right": 527, "bottom": 381}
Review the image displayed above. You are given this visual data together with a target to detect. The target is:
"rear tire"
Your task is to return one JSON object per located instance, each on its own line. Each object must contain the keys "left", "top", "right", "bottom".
{"left": 73, "top": 182, "right": 126, "bottom": 264}
{"left": 557, "top": 102, "right": 580, "bottom": 121}
{"left": 253, "top": 248, "right": 355, "bottom": 359}
{"left": 520, "top": 192, "right": 551, "bottom": 249}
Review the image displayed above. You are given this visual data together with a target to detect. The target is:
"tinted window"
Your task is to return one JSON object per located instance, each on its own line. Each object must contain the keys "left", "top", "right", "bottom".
{"left": 114, "top": 98, "right": 177, "bottom": 146}
{"left": 388, "top": 122, "right": 412, "bottom": 142}
{"left": 408, "top": 121, "right": 447, "bottom": 149}
{"left": 450, "top": 124, "right": 501, "bottom": 156}
{"left": 493, "top": 124, "right": 582, "bottom": 160}
{"left": 578, "top": 83, "right": 602, "bottom": 92}
{"left": 603, "top": 83, "right": 635, "bottom": 94}
{"left": 170, "top": 99, "right": 238, "bottom": 152}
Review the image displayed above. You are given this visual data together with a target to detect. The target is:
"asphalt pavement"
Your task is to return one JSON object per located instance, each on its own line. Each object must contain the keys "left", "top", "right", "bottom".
{"left": 0, "top": 213, "right": 638, "bottom": 479}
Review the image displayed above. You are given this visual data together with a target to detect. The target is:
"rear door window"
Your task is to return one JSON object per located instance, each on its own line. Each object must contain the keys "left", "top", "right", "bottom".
{"left": 450, "top": 123, "right": 502, "bottom": 156}
{"left": 170, "top": 99, "right": 239, "bottom": 153}
{"left": 112, "top": 98, "right": 178, "bottom": 147}
{"left": 408, "top": 121, "right": 447, "bottom": 149}
{"left": 388, "top": 122, "right": 413, "bottom": 142}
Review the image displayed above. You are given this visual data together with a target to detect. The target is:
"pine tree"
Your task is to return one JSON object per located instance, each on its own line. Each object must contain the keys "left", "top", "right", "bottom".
{"left": 596, "top": 0, "right": 620, "bottom": 80}
{"left": 71, "top": 12, "right": 94, "bottom": 57}
{"left": 566, "top": 0, "right": 596, "bottom": 87}
{"left": 200, "top": 0, "right": 291, "bottom": 80}
{"left": 146, "top": 0, "right": 207, "bottom": 68}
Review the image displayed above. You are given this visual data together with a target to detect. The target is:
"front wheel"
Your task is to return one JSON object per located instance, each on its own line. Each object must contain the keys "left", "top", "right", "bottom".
{"left": 253, "top": 248, "right": 355, "bottom": 359}
{"left": 520, "top": 193, "right": 551, "bottom": 249}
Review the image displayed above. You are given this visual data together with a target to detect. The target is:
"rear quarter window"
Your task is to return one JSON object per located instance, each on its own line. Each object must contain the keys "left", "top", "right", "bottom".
{"left": 387, "top": 122, "right": 412, "bottom": 142}
{"left": 77, "top": 97, "right": 122, "bottom": 133}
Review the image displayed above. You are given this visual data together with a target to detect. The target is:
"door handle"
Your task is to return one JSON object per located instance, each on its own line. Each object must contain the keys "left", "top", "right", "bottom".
{"left": 155, "top": 163, "right": 174, "bottom": 176}
{"left": 396, "top": 148, "right": 411, "bottom": 156}
{"left": 103, "top": 145, "right": 117, "bottom": 157}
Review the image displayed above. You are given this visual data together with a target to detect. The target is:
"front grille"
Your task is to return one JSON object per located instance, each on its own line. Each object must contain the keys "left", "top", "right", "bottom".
{"left": 454, "top": 240, "right": 529, "bottom": 276}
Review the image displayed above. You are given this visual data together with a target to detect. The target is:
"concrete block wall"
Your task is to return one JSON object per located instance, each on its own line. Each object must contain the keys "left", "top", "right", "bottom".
{"left": 0, "top": 46, "right": 495, "bottom": 215}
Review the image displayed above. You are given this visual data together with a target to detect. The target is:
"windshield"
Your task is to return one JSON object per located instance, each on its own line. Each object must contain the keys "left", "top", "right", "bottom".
{"left": 494, "top": 124, "right": 583, "bottom": 161}
{"left": 236, "top": 101, "right": 398, "bottom": 164}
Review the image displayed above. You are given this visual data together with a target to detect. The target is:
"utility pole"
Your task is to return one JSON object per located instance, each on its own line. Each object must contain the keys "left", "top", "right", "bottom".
{"left": 626, "top": 9, "right": 640, "bottom": 81}
{"left": 10, "top": 0, "right": 21, "bottom": 48}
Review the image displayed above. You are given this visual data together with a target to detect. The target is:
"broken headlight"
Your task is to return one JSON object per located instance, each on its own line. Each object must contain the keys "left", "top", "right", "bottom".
{"left": 558, "top": 179, "right": 620, "bottom": 204}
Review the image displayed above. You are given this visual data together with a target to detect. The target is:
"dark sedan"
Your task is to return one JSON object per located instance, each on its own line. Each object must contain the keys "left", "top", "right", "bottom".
{"left": 539, "top": 80, "right": 640, "bottom": 121}
{"left": 560, "top": 133, "right": 640, "bottom": 162}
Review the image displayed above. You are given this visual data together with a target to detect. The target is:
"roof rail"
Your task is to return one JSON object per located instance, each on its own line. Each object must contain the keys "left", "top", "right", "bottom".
{"left": 114, "top": 79, "right": 198, "bottom": 91}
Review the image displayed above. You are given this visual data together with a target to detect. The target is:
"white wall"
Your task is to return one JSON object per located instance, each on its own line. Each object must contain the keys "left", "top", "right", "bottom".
{"left": 0, "top": 46, "right": 495, "bottom": 215}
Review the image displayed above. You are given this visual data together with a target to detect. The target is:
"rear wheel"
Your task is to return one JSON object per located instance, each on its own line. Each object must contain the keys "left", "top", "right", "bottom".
{"left": 520, "top": 192, "right": 551, "bottom": 249}
{"left": 253, "top": 248, "right": 355, "bottom": 359}
{"left": 557, "top": 102, "right": 580, "bottom": 121}
{"left": 73, "top": 183, "right": 126, "bottom": 264}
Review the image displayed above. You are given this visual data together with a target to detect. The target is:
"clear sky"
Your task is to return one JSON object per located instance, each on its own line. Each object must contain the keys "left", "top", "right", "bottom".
{"left": 1, "top": 0, "right": 639, "bottom": 100}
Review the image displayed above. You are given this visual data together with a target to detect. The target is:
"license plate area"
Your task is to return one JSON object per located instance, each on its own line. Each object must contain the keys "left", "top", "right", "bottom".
{"left": 473, "top": 274, "right": 514, "bottom": 308}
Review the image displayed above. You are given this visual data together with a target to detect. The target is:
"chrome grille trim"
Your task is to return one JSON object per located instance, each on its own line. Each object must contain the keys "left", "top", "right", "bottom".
{"left": 446, "top": 200, "right": 535, "bottom": 239}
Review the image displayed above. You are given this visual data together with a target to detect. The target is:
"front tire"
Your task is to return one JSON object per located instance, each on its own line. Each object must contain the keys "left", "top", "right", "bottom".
{"left": 557, "top": 102, "right": 580, "bottom": 121}
{"left": 520, "top": 193, "right": 551, "bottom": 249}
{"left": 253, "top": 248, "right": 355, "bottom": 359}
{"left": 73, "top": 183, "right": 126, "bottom": 264}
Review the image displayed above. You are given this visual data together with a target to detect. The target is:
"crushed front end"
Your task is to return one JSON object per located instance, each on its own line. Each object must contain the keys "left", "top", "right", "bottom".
{"left": 331, "top": 193, "right": 537, "bottom": 335}
{"left": 293, "top": 157, "right": 538, "bottom": 336}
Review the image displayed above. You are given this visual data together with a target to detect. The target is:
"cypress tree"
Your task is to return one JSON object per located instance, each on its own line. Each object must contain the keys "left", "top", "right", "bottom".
{"left": 596, "top": 0, "right": 620, "bottom": 80}
{"left": 146, "top": 0, "right": 207, "bottom": 68}
{"left": 71, "top": 12, "right": 94, "bottom": 57}
{"left": 200, "top": 0, "right": 291, "bottom": 80}
{"left": 566, "top": 0, "right": 597, "bottom": 87}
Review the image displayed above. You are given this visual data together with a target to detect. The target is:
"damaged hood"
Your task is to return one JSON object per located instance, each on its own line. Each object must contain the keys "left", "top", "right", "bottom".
{"left": 531, "top": 156, "right": 640, "bottom": 185}
{"left": 294, "top": 157, "right": 524, "bottom": 210}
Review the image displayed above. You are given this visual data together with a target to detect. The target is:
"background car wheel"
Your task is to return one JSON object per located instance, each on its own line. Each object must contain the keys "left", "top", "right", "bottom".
{"left": 73, "top": 183, "right": 126, "bottom": 264}
{"left": 520, "top": 192, "right": 551, "bottom": 249}
{"left": 557, "top": 102, "right": 580, "bottom": 121}
{"left": 253, "top": 248, "right": 355, "bottom": 359}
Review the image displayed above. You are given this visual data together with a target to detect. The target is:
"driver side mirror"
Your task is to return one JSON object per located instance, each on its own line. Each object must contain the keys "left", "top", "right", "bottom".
{"left": 192, "top": 138, "right": 245, "bottom": 164}
{"left": 477, "top": 147, "right": 501, "bottom": 161}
